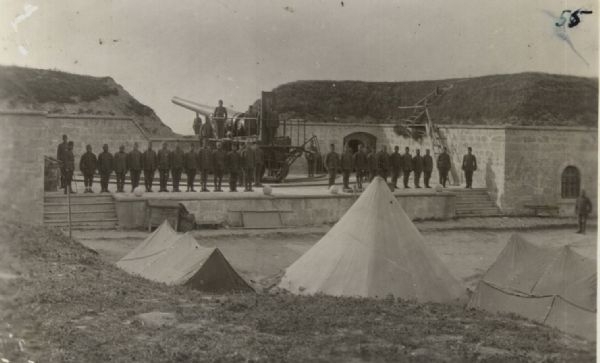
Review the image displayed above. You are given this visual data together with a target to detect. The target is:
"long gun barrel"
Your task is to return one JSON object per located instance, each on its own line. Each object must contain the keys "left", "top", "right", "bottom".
{"left": 171, "top": 96, "right": 214, "bottom": 117}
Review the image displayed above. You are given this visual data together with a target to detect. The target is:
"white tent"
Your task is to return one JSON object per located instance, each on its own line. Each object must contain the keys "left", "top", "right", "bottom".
{"left": 468, "top": 234, "right": 596, "bottom": 340}
{"left": 117, "top": 221, "right": 253, "bottom": 293}
{"left": 279, "top": 177, "right": 465, "bottom": 303}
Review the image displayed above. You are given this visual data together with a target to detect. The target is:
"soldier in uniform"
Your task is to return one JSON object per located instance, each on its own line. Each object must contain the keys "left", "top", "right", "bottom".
{"left": 200, "top": 117, "right": 214, "bottom": 145}
{"left": 198, "top": 142, "right": 213, "bottom": 192}
{"left": 325, "top": 144, "right": 340, "bottom": 188}
{"left": 157, "top": 142, "right": 171, "bottom": 192}
{"left": 79, "top": 144, "right": 97, "bottom": 193}
{"left": 98, "top": 144, "right": 114, "bottom": 193}
{"left": 57, "top": 134, "right": 69, "bottom": 188}
{"left": 213, "top": 100, "right": 228, "bottom": 139}
{"left": 227, "top": 144, "right": 241, "bottom": 192}
{"left": 575, "top": 190, "right": 593, "bottom": 234}
{"left": 341, "top": 144, "right": 354, "bottom": 190}
{"left": 241, "top": 141, "right": 255, "bottom": 192}
{"left": 63, "top": 141, "right": 75, "bottom": 194}
{"left": 170, "top": 142, "right": 185, "bottom": 192}
{"left": 142, "top": 142, "right": 157, "bottom": 192}
{"left": 390, "top": 146, "right": 402, "bottom": 188}
{"left": 376, "top": 145, "right": 390, "bottom": 181}
{"left": 184, "top": 143, "right": 198, "bottom": 192}
{"left": 401, "top": 147, "right": 412, "bottom": 188}
{"left": 461, "top": 146, "right": 477, "bottom": 188}
{"left": 238, "top": 142, "right": 246, "bottom": 188}
{"left": 423, "top": 149, "right": 433, "bottom": 188}
{"left": 114, "top": 145, "right": 128, "bottom": 193}
{"left": 353, "top": 144, "right": 368, "bottom": 190}
{"left": 254, "top": 144, "right": 265, "bottom": 187}
{"left": 367, "top": 146, "right": 378, "bottom": 181}
{"left": 212, "top": 142, "right": 226, "bottom": 192}
{"left": 412, "top": 149, "right": 424, "bottom": 188}
{"left": 437, "top": 147, "right": 451, "bottom": 188}
{"left": 128, "top": 142, "right": 142, "bottom": 192}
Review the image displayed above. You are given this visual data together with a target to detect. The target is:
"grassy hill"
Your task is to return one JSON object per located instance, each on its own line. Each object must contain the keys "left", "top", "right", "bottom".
{"left": 268, "top": 73, "right": 598, "bottom": 127}
{"left": 0, "top": 66, "right": 174, "bottom": 136}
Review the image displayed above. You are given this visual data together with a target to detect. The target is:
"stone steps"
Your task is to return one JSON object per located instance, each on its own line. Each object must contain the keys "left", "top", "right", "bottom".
{"left": 454, "top": 189, "right": 502, "bottom": 218}
{"left": 43, "top": 193, "right": 118, "bottom": 229}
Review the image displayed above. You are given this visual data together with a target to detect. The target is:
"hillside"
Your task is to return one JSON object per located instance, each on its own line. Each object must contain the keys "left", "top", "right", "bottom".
{"left": 0, "top": 66, "right": 174, "bottom": 136}
{"left": 268, "top": 73, "right": 598, "bottom": 127}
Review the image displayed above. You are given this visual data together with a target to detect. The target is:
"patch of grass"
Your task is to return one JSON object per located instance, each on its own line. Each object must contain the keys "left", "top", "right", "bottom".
{"left": 0, "top": 66, "right": 118, "bottom": 104}
{"left": 265, "top": 73, "right": 598, "bottom": 127}
{"left": 0, "top": 222, "right": 595, "bottom": 362}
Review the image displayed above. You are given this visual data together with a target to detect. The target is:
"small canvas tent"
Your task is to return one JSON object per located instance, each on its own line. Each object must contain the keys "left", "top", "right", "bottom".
{"left": 117, "top": 221, "right": 253, "bottom": 293}
{"left": 279, "top": 177, "right": 465, "bottom": 303}
{"left": 468, "top": 234, "right": 596, "bottom": 340}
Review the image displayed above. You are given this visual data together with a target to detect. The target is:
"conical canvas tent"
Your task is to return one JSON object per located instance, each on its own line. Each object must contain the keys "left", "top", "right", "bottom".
{"left": 279, "top": 177, "right": 465, "bottom": 303}
{"left": 468, "top": 234, "right": 596, "bottom": 340}
{"left": 117, "top": 221, "right": 253, "bottom": 293}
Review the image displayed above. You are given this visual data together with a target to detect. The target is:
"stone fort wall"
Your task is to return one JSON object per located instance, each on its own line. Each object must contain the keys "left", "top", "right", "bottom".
{"left": 503, "top": 127, "right": 597, "bottom": 215}
{"left": 0, "top": 111, "right": 149, "bottom": 224}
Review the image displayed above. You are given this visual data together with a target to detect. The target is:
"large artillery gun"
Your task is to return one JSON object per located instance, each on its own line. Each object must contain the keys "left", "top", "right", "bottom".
{"left": 172, "top": 93, "right": 319, "bottom": 183}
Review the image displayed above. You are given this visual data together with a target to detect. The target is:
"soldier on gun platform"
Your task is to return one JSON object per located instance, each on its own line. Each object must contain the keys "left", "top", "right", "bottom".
{"left": 80, "top": 144, "right": 97, "bottom": 193}
{"left": 157, "top": 142, "right": 171, "bottom": 192}
{"left": 142, "top": 142, "right": 157, "bottom": 192}
{"left": 213, "top": 100, "right": 228, "bottom": 139}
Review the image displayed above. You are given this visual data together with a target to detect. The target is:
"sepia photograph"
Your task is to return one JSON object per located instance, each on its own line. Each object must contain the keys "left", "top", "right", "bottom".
{"left": 0, "top": 0, "right": 597, "bottom": 362}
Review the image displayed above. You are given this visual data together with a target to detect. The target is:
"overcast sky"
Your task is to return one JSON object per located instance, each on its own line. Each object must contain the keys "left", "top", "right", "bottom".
{"left": 1, "top": 0, "right": 597, "bottom": 134}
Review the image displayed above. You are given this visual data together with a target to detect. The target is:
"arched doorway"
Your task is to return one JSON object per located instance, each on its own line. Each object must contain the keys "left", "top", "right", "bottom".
{"left": 343, "top": 132, "right": 377, "bottom": 153}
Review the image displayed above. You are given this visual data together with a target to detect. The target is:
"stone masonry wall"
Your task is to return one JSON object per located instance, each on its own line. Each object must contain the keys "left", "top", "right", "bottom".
{"left": 0, "top": 111, "right": 149, "bottom": 224}
{"left": 438, "top": 126, "right": 506, "bottom": 208}
{"left": 503, "top": 127, "right": 597, "bottom": 215}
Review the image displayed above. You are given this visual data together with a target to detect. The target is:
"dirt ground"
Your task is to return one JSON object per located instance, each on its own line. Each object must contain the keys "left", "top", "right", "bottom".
{"left": 1, "top": 221, "right": 596, "bottom": 362}
{"left": 76, "top": 227, "right": 597, "bottom": 291}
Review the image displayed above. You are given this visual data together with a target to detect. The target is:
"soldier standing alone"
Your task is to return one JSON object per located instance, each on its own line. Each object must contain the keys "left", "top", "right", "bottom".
{"left": 114, "top": 145, "right": 128, "bottom": 193}
{"left": 437, "top": 147, "right": 451, "bottom": 188}
{"left": 305, "top": 143, "right": 316, "bottom": 177}
{"left": 142, "top": 142, "right": 157, "bottom": 192}
{"left": 79, "top": 144, "right": 97, "bottom": 193}
{"left": 575, "top": 190, "right": 593, "bottom": 234}
{"left": 184, "top": 143, "right": 198, "bottom": 192}
{"left": 157, "top": 143, "right": 171, "bottom": 192}
{"left": 462, "top": 147, "right": 477, "bottom": 188}
{"left": 325, "top": 144, "right": 340, "bottom": 188}
{"left": 213, "top": 100, "right": 228, "bottom": 139}
{"left": 98, "top": 144, "right": 114, "bottom": 193}
{"left": 423, "top": 149, "right": 433, "bottom": 188}
{"left": 341, "top": 145, "right": 354, "bottom": 191}
{"left": 128, "top": 142, "right": 142, "bottom": 192}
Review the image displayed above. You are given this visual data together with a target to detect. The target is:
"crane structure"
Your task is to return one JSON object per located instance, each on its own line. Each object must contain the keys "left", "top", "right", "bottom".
{"left": 394, "top": 84, "right": 460, "bottom": 186}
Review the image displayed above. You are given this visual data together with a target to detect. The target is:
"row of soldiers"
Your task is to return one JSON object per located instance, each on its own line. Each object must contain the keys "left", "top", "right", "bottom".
{"left": 56, "top": 135, "right": 266, "bottom": 194}
{"left": 322, "top": 143, "right": 477, "bottom": 190}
